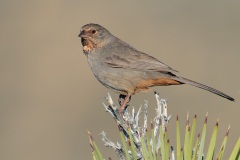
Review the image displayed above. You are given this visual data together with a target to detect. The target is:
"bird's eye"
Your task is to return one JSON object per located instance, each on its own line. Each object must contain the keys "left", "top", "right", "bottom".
{"left": 91, "top": 30, "right": 97, "bottom": 34}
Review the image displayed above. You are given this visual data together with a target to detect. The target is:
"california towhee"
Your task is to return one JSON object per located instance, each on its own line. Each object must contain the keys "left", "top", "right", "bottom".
{"left": 78, "top": 23, "right": 234, "bottom": 113}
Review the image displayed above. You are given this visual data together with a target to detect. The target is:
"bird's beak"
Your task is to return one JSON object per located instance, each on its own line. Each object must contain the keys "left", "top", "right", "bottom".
{"left": 78, "top": 31, "right": 83, "bottom": 37}
{"left": 78, "top": 30, "right": 88, "bottom": 38}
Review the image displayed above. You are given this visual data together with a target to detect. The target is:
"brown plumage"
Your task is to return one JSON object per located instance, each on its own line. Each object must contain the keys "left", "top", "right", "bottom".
{"left": 78, "top": 23, "right": 234, "bottom": 113}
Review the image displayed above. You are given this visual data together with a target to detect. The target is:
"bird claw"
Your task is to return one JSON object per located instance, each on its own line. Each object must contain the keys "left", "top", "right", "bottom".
{"left": 119, "top": 104, "right": 129, "bottom": 116}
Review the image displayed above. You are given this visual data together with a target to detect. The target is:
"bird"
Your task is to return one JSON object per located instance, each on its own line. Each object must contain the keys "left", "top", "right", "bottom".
{"left": 78, "top": 23, "right": 234, "bottom": 113}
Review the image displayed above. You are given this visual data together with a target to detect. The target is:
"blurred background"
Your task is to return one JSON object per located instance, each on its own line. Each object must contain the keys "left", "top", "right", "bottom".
{"left": 0, "top": 0, "right": 239, "bottom": 159}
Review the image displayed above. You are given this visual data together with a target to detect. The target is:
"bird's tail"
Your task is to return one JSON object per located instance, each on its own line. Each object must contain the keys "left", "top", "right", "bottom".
{"left": 172, "top": 76, "right": 234, "bottom": 101}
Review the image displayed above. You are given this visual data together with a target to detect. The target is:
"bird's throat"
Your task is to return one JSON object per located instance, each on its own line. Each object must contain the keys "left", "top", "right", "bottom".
{"left": 81, "top": 38, "right": 94, "bottom": 53}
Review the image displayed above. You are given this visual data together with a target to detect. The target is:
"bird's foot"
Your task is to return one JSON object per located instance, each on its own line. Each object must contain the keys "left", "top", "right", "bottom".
{"left": 118, "top": 94, "right": 131, "bottom": 117}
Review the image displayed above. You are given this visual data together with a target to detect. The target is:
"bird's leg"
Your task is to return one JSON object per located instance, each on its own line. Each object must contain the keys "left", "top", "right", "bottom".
{"left": 119, "top": 94, "right": 131, "bottom": 114}
{"left": 118, "top": 94, "right": 132, "bottom": 106}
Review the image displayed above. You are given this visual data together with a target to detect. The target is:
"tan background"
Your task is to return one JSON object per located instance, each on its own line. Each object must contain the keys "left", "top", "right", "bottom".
{"left": 0, "top": 0, "right": 239, "bottom": 159}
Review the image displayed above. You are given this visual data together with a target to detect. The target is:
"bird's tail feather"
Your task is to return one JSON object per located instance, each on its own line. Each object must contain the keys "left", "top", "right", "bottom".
{"left": 173, "top": 76, "right": 234, "bottom": 101}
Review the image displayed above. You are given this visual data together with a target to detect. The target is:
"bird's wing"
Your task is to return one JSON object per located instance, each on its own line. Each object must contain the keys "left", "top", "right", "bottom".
{"left": 104, "top": 45, "right": 178, "bottom": 73}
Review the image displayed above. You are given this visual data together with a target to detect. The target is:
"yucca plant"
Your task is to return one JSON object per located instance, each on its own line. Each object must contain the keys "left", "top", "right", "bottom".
{"left": 88, "top": 92, "right": 240, "bottom": 160}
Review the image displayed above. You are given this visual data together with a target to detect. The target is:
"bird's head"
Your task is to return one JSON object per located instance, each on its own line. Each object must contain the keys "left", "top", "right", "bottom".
{"left": 78, "top": 23, "right": 112, "bottom": 53}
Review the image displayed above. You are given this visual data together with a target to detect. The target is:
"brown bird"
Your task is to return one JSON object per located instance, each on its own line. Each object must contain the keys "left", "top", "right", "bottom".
{"left": 78, "top": 23, "right": 234, "bottom": 113}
